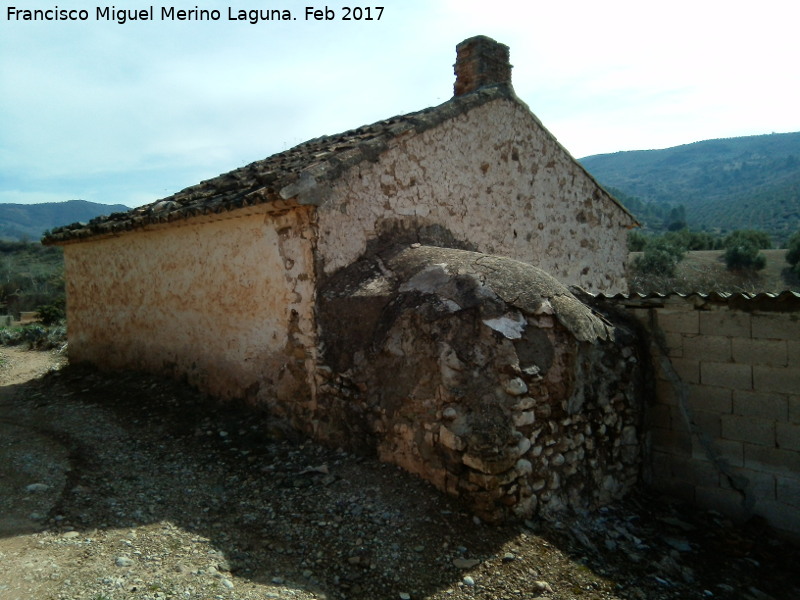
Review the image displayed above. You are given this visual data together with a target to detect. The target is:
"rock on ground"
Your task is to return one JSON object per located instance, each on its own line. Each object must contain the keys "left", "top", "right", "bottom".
{"left": 0, "top": 347, "right": 798, "bottom": 600}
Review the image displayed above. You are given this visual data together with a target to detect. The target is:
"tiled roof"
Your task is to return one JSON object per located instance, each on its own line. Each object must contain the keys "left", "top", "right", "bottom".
{"left": 43, "top": 86, "right": 516, "bottom": 244}
{"left": 43, "top": 83, "right": 632, "bottom": 244}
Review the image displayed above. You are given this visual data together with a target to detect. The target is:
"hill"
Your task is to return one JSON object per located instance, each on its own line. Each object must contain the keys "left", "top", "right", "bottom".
{"left": 0, "top": 200, "right": 129, "bottom": 241}
{"left": 581, "top": 132, "right": 800, "bottom": 242}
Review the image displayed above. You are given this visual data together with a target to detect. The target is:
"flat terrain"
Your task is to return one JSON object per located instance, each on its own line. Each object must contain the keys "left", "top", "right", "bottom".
{"left": 1, "top": 347, "right": 799, "bottom": 600}
{"left": 629, "top": 249, "right": 800, "bottom": 294}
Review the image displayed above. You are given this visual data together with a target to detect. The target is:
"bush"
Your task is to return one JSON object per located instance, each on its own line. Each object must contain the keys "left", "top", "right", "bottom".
{"left": 723, "top": 229, "right": 772, "bottom": 250}
{"left": 724, "top": 241, "right": 766, "bottom": 271}
{"left": 0, "top": 241, "right": 64, "bottom": 317}
{"left": 721, "top": 230, "right": 770, "bottom": 272}
{"left": 786, "top": 231, "right": 800, "bottom": 276}
{"left": 35, "top": 299, "right": 66, "bottom": 326}
{"left": 627, "top": 230, "right": 648, "bottom": 252}
{"left": 628, "top": 229, "right": 722, "bottom": 254}
{"left": 670, "top": 230, "right": 721, "bottom": 251}
{"left": 0, "top": 323, "right": 67, "bottom": 350}
{"left": 633, "top": 237, "right": 686, "bottom": 278}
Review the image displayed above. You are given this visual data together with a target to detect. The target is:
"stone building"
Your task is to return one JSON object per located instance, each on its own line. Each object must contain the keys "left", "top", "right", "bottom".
{"left": 45, "top": 36, "right": 640, "bottom": 520}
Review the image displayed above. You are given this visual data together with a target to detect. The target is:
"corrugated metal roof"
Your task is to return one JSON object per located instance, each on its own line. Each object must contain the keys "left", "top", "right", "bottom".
{"left": 595, "top": 290, "right": 800, "bottom": 310}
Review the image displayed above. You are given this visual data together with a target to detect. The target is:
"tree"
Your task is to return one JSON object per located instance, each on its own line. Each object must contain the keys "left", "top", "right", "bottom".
{"left": 723, "top": 229, "right": 772, "bottom": 250}
{"left": 724, "top": 241, "right": 766, "bottom": 271}
{"left": 633, "top": 237, "right": 686, "bottom": 278}
{"left": 664, "top": 205, "right": 687, "bottom": 231}
{"left": 723, "top": 230, "right": 770, "bottom": 272}
{"left": 627, "top": 230, "right": 648, "bottom": 252}
{"left": 663, "top": 229, "right": 719, "bottom": 251}
{"left": 786, "top": 231, "right": 800, "bottom": 277}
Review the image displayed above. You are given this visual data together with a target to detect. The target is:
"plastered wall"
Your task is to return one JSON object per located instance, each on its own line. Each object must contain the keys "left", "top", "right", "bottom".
{"left": 622, "top": 295, "right": 800, "bottom": 540}
{"left": 316, "top": 97, "right": 634, "bottom": 295}
{"left": 63, "top": 206, "right": 318, "bottom": 407}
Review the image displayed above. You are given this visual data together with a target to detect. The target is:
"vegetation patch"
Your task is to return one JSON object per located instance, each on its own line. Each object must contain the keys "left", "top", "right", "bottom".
{"left": 627, "top": 227, "right": 800, "bottom": 294}
{"left": 721, "top": 230, "right": 771, "bottom": 272}
{"left": 786, "top": 231, "right": 800, "bottom": 277}
{"left": 0, "top": 240, "right": 64, "bottom": 318}
{"left": 0, "top": 323, "right": 67, "bottom": 350}
{"left": 629, "top": 249, "right": 799, "bottom": 295}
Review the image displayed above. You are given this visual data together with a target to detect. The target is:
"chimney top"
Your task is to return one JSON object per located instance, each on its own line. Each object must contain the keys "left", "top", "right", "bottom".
{"left": 454, "top": 36, "right": 512, "bottom": 97}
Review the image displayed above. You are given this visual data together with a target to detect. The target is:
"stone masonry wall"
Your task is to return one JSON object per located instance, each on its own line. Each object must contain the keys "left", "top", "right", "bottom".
{"left": 315, "top": 96, "right": 635, "bottom": 296}
{"left": 313, "top": 245, "right": 643, "bottom": 522}
{"left": 619, "top": 294, "right": 800, "bottom": 540}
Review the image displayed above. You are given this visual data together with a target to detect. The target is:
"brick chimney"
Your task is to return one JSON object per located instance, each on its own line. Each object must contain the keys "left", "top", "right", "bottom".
{"left": 454, "top": 36, "right": 512, "bottom": 97}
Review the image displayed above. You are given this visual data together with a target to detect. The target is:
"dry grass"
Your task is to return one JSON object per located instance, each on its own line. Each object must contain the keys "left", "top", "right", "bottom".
{"left": 628, "top": 249, "right": 800, "bottom": 295}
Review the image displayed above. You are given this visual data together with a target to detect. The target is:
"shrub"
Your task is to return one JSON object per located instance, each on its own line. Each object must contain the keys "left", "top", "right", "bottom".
{"left": 627, "top": 230, "right": 648, "bottom": 252}
{"left": 0, "top": 323, "right": 67, "bottom": 350}
{"left": 672, "top": 230, "right": 721, "bottom": 251}
{"left": 721, "top": 230, "right": 770, "bottom": 272}
{"left": 633, "top": 237, "right": 686, "bottom": 278}
{"left": 628, "top": 229, "right": 722, "bottom": 254}
{"left": 0, "top": 241, "right": 64, "bottom": 317}
{"left": 35, "top": 300, "right": 66, "bottom": 326}
{"left": 786, "top": 231, "right": 800, "bottom": 276}
{"left": 723, "top": 229, "right": 772, "bottom": 250}
{"left": 724, "top": 241, "right": 766, "bottom": 271}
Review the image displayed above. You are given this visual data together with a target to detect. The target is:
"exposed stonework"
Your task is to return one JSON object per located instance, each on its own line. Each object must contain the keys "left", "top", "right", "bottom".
{"left": 454, "top": 35, "right": 512, "bottom": 96}
{"left": 315, "top": 95, "right": 633, "bottom": 295}
{"left": 314, "top": 245, "right": 643, "bottom": 521}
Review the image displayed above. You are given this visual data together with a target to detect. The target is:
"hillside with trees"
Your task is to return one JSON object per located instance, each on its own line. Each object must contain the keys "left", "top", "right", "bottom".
{"left": 582, "top": 132, "right": 800, "bottom": 243}
{"left": 0, "top": 240, "right": 64, "bottom": 317}
{"left": 0, "top": 199, "right": 129, "bottom": 336}
{"left": 0, "top": 200, "right": 129, "bottom": 241}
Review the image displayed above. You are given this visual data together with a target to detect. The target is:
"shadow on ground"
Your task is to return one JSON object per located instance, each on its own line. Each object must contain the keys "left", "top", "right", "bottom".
{"left": 1, "top": 364, "right": 528, "bottom": 599}
{"left": 1, "top": 360, "right": 799, "bottom": 600}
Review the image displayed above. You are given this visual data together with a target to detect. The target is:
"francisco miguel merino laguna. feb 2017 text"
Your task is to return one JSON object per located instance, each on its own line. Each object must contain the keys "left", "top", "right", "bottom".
{"left": 6, "top": 5, "right": 385, "bottom": 24}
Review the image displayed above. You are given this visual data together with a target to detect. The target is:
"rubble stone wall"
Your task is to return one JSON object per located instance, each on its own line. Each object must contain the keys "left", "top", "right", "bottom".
{"left": 315, "top": 97, "right": 635, "bottom": 296}
{"left": 63, "top": 206, "right": 318, "bottom": 407}
{"left": 313, "top": 245, "right": 643, "bottom": 522}
{"left": 620, "top": 295, "right": 800, "bottom": 540}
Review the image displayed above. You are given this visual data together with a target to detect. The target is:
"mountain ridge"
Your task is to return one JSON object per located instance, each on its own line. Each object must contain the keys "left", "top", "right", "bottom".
{"left": 580, "top": 131, "right": 800, "bottom": 242}
{"left": 6, "top": 133, "right": 800, "bottom": 246}
{"left": 0, "top": 200, "right": 130, "bottom": 241}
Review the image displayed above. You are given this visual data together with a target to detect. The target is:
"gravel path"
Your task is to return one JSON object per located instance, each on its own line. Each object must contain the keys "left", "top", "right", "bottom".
{"left": 0, "top": 347, "right": 798, "bottom": 600}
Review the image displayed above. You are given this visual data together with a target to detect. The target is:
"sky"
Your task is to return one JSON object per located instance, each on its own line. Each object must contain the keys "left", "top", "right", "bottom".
{"left": 1, "top": 0, "right": 799, "bottom": 207}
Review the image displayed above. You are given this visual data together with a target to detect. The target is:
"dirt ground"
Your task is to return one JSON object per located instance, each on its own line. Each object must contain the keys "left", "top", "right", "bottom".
{"left": 1, "top": 347, "right": 799, "bottom": 600}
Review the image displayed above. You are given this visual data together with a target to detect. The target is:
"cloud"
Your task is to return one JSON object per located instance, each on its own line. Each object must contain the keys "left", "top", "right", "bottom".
{"left": 1, "top": 1, "right": 448, "bottom": 206}
{"left": 1, "top": 0, "right": 799, "bottom": 205}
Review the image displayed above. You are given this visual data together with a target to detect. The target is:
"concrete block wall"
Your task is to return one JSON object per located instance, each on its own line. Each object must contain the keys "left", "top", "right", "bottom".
{"left": 621, "top": 294, "right": 800, "bottom": 540}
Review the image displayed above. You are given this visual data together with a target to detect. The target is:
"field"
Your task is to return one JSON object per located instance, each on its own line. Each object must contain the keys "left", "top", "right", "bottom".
{"left": 628, "top": 249, "right": 800, "bottom": 295}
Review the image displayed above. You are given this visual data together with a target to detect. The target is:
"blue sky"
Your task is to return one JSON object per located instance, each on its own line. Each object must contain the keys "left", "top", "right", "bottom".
{"left": 1, "top": 0, "right": 798, "bottom": 207}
